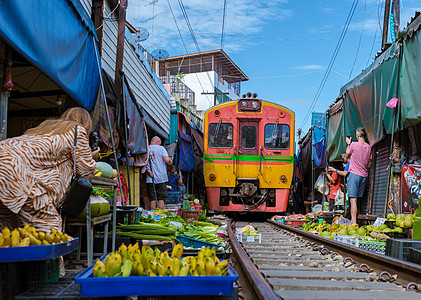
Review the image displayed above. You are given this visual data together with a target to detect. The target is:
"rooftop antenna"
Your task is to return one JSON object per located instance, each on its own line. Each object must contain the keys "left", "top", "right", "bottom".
{"left": 145, "top": 0, "right": 159, "bottom": 47}
{"left": 134, "top": 27, "right": 150, "bottom": 43}
{"left": 151, "top": 49, "right": 169, "bottom": 60}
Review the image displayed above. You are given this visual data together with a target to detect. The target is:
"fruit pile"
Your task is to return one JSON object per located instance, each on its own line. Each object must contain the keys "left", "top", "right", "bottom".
{"left": 387, "top": 213, "right": 417, "bottom": 228}
{"left": 302, "top": 222, "right": 400, "bottom": 239}
{"left": 93, "top": 243, "right": 229, "bottom": 277}
{"left": 0, "top": 225, "right": 73, "bottom": 247}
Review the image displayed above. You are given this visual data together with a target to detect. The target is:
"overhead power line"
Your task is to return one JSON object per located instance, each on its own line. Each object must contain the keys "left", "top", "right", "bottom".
{"left": 166, "top": 0, "right": 212, "bottom": 106}
{"left": 300, "top": 0, "right": 359, "bottom": 129}
{"left": 349, "top": 0, "right": 366, "bottom": 79}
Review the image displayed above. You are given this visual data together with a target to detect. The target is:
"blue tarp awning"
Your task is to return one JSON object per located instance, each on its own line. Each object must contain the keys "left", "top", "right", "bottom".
{"left": 0, "top": 0, "right": 100, "bottom": 110}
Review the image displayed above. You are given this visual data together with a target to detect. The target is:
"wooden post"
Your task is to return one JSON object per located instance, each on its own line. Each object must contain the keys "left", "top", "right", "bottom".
{"left": 0, "top": 42, "right": 7, "bottom": 141}
{"left": 115, "top": 0, "right": 127, "bottom": 96}
{"left": 382, "top": 0, "right": 391, "bottom": 50}
{"left": 93, "top": 0, "right": 105, "bottom": 56}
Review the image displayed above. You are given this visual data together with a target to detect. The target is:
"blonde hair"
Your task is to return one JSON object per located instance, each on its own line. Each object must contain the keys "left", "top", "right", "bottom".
{"left": 25, "top": 107, "right": 92, "bottom": 135}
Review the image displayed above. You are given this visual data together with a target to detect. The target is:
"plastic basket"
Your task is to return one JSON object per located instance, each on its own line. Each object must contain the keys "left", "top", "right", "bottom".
{"left": 385, "top": 239, "right": 421, "bottom": 261}
{"left": 17, "top": 258, "right": 60, "bottom": 290}
{"left": 358, "top": 240, "right": 386, "bottom": 254}
{"left": 284, "top": 219, "right": 307, "bottom": 227}
{"left": 114, "top": 205, "right": 138, "bottom": 225}
{"left": 75, "top": 254, "right": 238, "bottom": 297}
{"left": 235, "top": 229, "right": 261, "bottom": 243}
{"left": 334, "top": 234, "right": 359, "bottom": 247}
{"left": 409, "top": 247, "right": 421, "bottom": 265}
{"left": 182, "top": 210, "right": 200, "bottom": 220}
{"left": 177, "top": 235, "right": 225, "bottom": 250}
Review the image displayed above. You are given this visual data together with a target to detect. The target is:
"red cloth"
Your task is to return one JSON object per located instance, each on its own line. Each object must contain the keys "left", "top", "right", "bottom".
{"left": 115, "top": 172, "right": 129, "bottom": 205}
{"left": 329, "top": 172, "right": 342, "bottom": 200}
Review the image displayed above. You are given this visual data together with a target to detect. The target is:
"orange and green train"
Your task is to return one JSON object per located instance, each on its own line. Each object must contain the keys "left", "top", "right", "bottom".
{"left": 203, "top": 94, "right": 295, "bottom": 213}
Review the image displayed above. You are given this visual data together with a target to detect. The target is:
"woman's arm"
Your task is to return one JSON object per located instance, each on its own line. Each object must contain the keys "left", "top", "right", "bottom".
{"left": 74, "top": 126, "right": 96, "bottom": 178}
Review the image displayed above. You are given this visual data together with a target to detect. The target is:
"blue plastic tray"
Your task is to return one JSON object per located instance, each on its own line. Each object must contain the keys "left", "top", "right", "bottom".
{"left": 0, "top": 238, "right": 79, "bottom": 262}
{"left": 177, "top": 235, "right": 226, "bottom": 250}
{"left": 75, "top": 254, "right": 238, "bottom": 297}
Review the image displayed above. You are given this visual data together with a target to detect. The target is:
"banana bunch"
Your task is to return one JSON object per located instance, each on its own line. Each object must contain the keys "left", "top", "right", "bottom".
{"left": 0, "top": 225, "right": 73, "bottom": 248}
{"left": 93, "top": 243, "right": 229, "bottom": 277}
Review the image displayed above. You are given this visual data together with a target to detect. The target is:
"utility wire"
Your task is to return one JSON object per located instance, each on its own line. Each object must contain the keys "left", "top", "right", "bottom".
{"left": 300, "top": 0, "right": 359, "bottom": 129}
{"left": 220, "top": 0, "right": 227, "bottom": 49}
{"left": 366, "top": 26, "right": 378, "bottom": 67}
{"left": 349, "top": 0, "right": 366, "bottom": 79}
{"left": 167, "top": 0, "right": 212, "bottom": 106}
{"left": 177, "top": 0, "right": 221, "bottom": 106}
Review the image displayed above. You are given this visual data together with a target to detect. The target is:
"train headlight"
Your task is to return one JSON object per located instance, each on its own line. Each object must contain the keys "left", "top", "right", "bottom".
{"left": 280, "top": 175, "right": 287, "bottom": 182}
{"left": 251, "top": 101, "right": 258, "bottom": 109}
{"left": 209, "top": 174, "right": 216, "bottom": 181}
{"left": 241, "top": 101, "right": 248, "bottom": 108}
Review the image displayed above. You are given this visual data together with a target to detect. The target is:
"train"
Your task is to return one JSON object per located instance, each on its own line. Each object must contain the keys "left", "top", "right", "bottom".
{"left": 203, "top": 93, "right": 295, "bottom": 213}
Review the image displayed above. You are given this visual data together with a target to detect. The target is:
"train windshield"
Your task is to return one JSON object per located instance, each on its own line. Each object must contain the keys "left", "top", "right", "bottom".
{"left": 264, "top": 124, "right": 290, "bottom": 149}
{"left": 208, "top": 122, "right": 233, "bottom": 148}
{"left": 241, "top": 126, "right": 257, "bottom": 149}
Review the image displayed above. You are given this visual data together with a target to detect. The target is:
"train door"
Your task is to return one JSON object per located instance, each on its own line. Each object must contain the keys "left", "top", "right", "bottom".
{"left": 237, "top": 121, "right": 259, "bottom": 178}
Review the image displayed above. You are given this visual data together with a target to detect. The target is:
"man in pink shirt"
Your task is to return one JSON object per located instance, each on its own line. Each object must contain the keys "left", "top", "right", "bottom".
{"left": 344, "top": 127, "right": 372, "bottom": 224}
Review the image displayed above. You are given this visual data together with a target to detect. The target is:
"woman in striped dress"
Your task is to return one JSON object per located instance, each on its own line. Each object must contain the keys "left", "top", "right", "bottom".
{"left": 0, "top": 107, "right": 98, "bottom": 233}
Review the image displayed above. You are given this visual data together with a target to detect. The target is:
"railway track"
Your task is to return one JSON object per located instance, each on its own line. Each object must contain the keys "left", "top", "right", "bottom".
{"left": 229, "top": 220, "right": 421, "bottom": 300}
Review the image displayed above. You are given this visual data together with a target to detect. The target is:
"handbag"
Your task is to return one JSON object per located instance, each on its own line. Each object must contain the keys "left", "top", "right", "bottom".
{"left": 62, "top": 126, "right": 93, "bottom": 218}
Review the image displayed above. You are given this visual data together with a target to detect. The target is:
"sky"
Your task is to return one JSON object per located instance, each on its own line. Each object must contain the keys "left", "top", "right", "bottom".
{"left": 126, "top": 0, "right": 420, "bottom": 138}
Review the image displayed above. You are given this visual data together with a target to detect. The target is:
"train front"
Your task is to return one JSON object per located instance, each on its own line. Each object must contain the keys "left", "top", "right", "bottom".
{"left": 203, "top": 93, "right": 295, "bottom": 213}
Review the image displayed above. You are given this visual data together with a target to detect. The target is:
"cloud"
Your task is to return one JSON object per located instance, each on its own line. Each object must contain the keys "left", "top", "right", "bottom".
{"left": 126, "top": 0, "right": 292, "bottom": 55}
{"left": 292, "top": 64, "right": 325, "bottom": 71}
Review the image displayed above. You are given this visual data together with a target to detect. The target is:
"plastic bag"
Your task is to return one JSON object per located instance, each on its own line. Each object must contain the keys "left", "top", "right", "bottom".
{"left": 334, "top": 189, "right": 344, "bottom": 205}
{"left": 333, "top": 215, "right": 351, "bottom": 225}
{"left": 314, "top": 173, "right": 329, "bottom": 195}
{"left": 312, "top": 204, "right": 322, "bottom": 213}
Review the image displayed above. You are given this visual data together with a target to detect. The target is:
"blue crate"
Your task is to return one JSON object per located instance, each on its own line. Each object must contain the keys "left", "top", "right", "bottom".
{"left": 177, "top": 235, "right": 226, "bottom": 250}
{"left": 0, "top": 238, "right": 79, "bottom": 262}
{"left": 75, "top": 254, "right": 238, "bottom": 297}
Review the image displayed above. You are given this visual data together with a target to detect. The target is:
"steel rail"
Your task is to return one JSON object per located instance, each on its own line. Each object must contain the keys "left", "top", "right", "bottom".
{"left": 228, "top": 220, "right": 279, "bottom": 300}
{"left": 268, "top": 220, "right": 421, "bottom": 286}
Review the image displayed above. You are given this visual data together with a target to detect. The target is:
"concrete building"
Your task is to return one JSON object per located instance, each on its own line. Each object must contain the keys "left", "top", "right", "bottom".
{"left": 154, "top": 50, "right": 248, "bottom": 113}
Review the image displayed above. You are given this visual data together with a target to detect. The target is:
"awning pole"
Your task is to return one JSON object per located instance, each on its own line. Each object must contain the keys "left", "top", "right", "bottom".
{"left": 93, "top": 37, "right": 123, "bottom": 251}
{"left": 120, "top": 72, "right": 132, "bottom": 206}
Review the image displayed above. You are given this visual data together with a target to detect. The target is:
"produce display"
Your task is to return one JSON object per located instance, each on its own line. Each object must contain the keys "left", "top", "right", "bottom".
{"left": 237, "top": 225, "right": 259, "bottom": 237}
{"left": 115, "top": 223, "right": 177, "bottom": 241}
{"left": 135, "top": 214, "right": 226, "bottom": 247}
{"left": 0, "top": 225, "right": 73, "bottom": 247}
{"left": 302, "top": 222, "right": 397, "bottom": 240}
{"left": 387, "top": 213, "right": 417, "bottom": 228}
{"left": 92, "top": 243, "right": 229, "bottom": 277}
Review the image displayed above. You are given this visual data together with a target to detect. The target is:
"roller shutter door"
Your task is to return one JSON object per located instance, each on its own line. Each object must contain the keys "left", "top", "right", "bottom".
{"left": 371, "top": 136, "right": 391, "bottom": 216}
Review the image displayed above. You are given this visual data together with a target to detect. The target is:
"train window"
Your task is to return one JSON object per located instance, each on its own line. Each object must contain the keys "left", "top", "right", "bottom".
{"left": 264, "top": 124, "right": 290, "bottom": 149}
{"left": 241, "top": 126, "right": 256, "bottom": 149}
{"left": 208, "top": 123, "right": 233, "bottom": 148}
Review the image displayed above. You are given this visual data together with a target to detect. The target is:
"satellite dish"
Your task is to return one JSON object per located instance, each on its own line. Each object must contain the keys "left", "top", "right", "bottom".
{"left": 151, "top": 49, "right": 169, "bottom": 60}
{"left": 135, "top": 27, "right": 149, "bottom": 43}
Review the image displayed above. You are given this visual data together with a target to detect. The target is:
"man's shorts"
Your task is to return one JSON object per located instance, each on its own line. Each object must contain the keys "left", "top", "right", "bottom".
{"left": 347, "top": 173, "right": 368, "bottom": 198}
{"left": 147, "top": 182, "right": 168, "bottom": 201}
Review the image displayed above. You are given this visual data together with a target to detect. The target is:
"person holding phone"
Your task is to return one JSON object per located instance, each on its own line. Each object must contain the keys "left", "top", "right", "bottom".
{"left": 343, "top": 127, "right": 372, "bottom": 224}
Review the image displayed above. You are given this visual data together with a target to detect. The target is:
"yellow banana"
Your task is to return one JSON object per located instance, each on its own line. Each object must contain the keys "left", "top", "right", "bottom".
{"left": 2, "top": 228, "right": 10, "bottom": 240}
{"left": 17, "top": 228, "right": 29, "bottom": 239}
{"left": 157, "top": 263, "right": 166, "bottom": 276}
{"left": 11, "top": 229, "right": 20, "bottom": 247}
{"left": 171, "top": 244, "right": 183, "bottom": 259}
{"left": 42, "top": 240, "right": 50, "bottom": 245}
{"left": 119, "top": 243, "right": 127, "bottom": 252}
{"left": 19, "top": 237, "right": 30, "bottom": 246}
{"left": 172, "top": 258, "right": 180, "bottom": 276}
{"left": 38, "top": 232, "right": 45, "bottom": 240}
{"left": 179, "top": 266, "right": 189, "bottom": 276}
{"left": 205, "top": 257, "right": 215, "bottom": 275}
{"left": 121, "top": 260, "right": 132, "bottom": 277}
{"left": 190, "top": 257, "right": 197, "bottom": 269}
